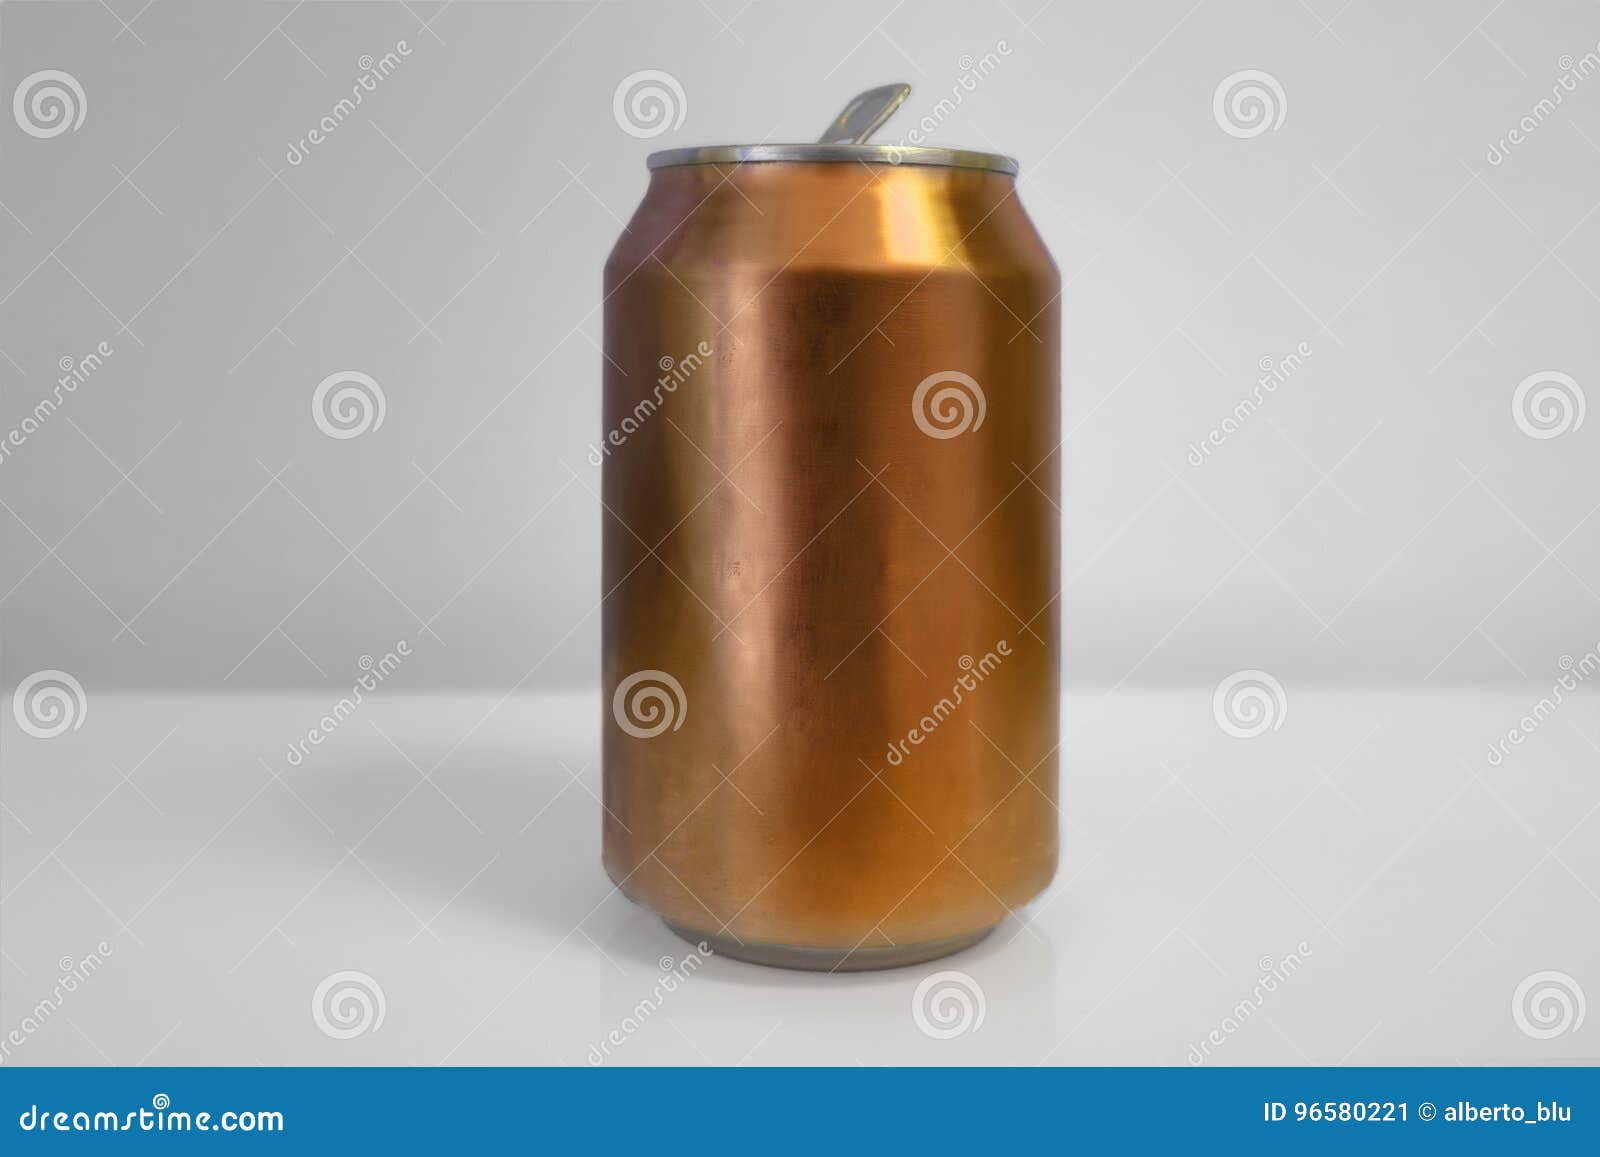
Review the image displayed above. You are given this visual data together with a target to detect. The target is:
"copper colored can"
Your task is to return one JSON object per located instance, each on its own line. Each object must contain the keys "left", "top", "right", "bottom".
{"left": 601, "top": 135, "right": 1060, "bottom": 971}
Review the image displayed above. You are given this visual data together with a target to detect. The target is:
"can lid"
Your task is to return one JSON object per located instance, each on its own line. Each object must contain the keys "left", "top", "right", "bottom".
{"left": 646, "top": 144, "right": 1019, "bottom": 175}
{"left": 646, "top": 84, "right": 1019, "bottom": 176}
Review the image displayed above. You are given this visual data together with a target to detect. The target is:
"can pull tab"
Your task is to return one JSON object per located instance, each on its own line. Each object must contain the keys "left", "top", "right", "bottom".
{"left": 818, "top": 83, "right": 911, "bottom": 144}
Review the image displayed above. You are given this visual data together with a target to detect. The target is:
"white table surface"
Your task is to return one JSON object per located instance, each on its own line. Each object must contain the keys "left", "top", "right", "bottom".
{"left": 2, "top": 687, "right": 1596, "bottom": 1066}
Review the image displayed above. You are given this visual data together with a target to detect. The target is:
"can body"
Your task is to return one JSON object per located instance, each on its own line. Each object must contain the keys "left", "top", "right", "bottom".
{"left": 601, "top": 158, "right": 1059, "bottom": 969}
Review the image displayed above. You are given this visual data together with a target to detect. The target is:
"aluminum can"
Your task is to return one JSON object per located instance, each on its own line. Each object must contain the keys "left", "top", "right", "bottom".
{"left": 601, "top": 140, "right": 1059, "bottom": 970}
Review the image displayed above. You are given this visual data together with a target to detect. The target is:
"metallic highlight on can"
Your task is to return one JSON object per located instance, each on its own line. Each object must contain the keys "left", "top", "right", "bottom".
{"left": 601, "top": 146, "right": 1060, "bottom": 971}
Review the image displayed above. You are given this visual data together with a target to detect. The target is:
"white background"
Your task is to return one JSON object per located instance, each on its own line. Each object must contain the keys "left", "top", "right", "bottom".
{"left": 0, "top": 0, "right": 1596, "bottom": 1066}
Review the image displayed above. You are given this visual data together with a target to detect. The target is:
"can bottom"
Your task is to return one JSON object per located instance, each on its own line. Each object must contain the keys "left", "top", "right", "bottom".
{"left": 664, "top": 920, "right": 994, "bottom": 973}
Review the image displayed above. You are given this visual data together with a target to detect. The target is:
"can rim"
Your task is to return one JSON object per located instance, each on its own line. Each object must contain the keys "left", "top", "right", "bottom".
{"left": 646, "top": 144, "right": 1019, "bottom": 176}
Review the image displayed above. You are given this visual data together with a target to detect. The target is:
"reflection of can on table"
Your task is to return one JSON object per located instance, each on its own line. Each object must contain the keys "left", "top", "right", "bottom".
{"left": 601, "top": 110, "right": 1060, "bottom": 971}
